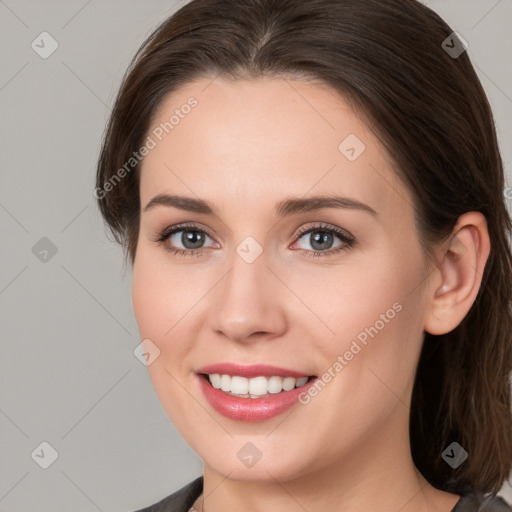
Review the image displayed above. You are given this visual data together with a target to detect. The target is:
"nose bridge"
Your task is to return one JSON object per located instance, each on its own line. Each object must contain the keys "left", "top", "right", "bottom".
{"left": 209, "top": 235, "right": 286, "bottom": 342}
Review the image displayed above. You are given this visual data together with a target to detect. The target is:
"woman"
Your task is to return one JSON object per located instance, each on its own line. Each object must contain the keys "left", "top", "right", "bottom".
{"left": 95, "top": 0, "right": 512, "bottom": 510}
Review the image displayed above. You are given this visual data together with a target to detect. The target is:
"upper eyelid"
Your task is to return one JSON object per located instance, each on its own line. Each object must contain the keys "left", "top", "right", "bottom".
{"left": 295, "top": 223, "right": 352, "bottom": 238}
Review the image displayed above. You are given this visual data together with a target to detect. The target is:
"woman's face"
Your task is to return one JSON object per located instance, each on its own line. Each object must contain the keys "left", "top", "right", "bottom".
{"left": 132, "top": 76, "right": 433, "bottom": 482}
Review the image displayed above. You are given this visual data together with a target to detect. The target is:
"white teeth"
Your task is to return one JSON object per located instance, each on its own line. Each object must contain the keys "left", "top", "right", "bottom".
{"left": 230, "top": 376, "right": 249, "bottom": 394}
{"left": 220, "top": 374, "right": 231, "bottom": 392}
{"left": 268, "top": 376, "right": 284, "bottom": 394}
{"left": 210, "top": 373, "right": 221, "bottom": 388}
{"left": 248, "top": 376, "right": 267, "bottom": 395}
{"left": 283, "top": 377, "right": 296, "bottom": 391}
{"left": 207, "top": 374, "right": 310, "bottom": 398}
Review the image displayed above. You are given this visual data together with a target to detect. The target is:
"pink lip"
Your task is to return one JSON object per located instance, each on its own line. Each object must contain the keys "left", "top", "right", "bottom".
{"left": 196, "top": 363, "right": 312, "bottom": 378}
{"left": 195, "top": 364, "right": 318, "bottom": 422}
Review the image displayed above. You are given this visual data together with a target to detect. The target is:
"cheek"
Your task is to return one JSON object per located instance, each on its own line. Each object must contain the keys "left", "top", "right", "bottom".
{"left": 306, "top": 246, "right": 425, "bottom": 388}
{"left": 131, "top": 248, "right": 213, "bottom": 376}
{"left": 303, "top": 254, "right": 411, "bottom": 344}
{"left": 132, "top": 248, "right": 195, "bottom": 340}
{"left": 132, "top": 253, "right": 198, "bottom": 419}
{"left": 132, "top": 261, "right": 166, "bottom": 340}
{"left": 131, "top": 252, "right": 184, "bottom": 372}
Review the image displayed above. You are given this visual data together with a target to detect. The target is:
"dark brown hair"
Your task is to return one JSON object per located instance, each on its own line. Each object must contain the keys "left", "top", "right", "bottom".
{"left": 95, "top": 0, "right": 512, "bottom": 495}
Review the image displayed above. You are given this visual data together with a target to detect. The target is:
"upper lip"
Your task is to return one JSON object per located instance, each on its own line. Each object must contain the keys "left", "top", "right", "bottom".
{"left": 196, "top": 363, "right": 313, "bottom": 379}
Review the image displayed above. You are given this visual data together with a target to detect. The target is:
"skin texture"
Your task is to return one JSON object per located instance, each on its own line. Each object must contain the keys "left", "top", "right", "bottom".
{"left": 132, "top": 76, "right": 490, "bottom": 512}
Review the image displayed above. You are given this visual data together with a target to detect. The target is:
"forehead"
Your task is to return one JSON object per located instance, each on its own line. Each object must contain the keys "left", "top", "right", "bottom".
{"left": 139, "top": 76, "right": 411, "bottom": 224}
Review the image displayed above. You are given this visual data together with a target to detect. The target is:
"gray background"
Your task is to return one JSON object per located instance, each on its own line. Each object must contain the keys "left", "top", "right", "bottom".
{"left": 0, "top": 1, "right": 511, "bottom": 511}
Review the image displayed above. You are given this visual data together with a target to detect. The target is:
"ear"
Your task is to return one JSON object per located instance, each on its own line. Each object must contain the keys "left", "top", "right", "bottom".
{"left": 423, "top": 212, "right": 491, "bottom": 336}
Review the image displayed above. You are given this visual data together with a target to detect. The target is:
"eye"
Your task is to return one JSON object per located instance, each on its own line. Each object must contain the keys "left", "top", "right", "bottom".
{"left": 153, "top": 222, "right": 355, "bottom": 258}
{"left": 291, "top": 223, "right": 355, "bottom": 258}
{"left": 154, "top": 222, "right": 216, "bottom": 257}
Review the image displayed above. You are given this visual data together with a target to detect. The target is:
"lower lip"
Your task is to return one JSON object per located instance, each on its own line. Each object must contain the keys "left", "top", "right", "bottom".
{"left": 197, "top": 374, "right": 318, "bottom": 422}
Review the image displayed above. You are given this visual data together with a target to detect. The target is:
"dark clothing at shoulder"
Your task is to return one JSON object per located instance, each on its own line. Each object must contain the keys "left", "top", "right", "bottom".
{"left": 452, "top": 490, "right": 512, "bottom": 511}
{"left": 132, "top": 477, "right": 203, "bottom": 512}
{"left": 132, "top": 476, "right": 512, "bottom": 512}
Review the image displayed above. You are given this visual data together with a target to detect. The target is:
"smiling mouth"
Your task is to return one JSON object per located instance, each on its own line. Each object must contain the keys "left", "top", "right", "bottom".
{"left": 200, "top": 373, "right": 316, "bottom": 399}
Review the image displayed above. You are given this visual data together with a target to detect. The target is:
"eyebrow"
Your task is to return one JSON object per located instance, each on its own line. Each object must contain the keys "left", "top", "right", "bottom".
{"left": 143, "top": 194, "right": 377, "bottom": 218}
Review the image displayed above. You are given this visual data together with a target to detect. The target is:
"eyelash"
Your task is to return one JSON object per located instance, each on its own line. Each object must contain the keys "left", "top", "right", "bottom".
{"left": 153, "top": 222, "right": 355, "bottom": 259}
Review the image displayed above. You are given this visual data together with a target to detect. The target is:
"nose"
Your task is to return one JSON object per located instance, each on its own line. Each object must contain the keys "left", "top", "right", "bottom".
{"left": 208, "top": 248, "right": 288, "bottom": 344}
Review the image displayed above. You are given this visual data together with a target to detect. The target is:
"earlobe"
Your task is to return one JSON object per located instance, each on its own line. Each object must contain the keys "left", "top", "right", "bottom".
{"left": 423, "top": 212, "right": 491, "bottom": 336}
